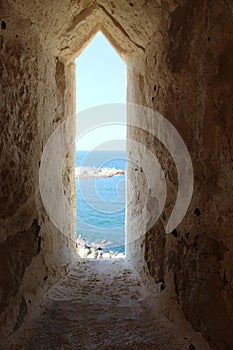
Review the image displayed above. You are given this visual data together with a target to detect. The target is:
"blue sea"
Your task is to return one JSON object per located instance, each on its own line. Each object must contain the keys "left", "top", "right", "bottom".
{"left": 75, "top": 150, "right": 126, "bottom": 253}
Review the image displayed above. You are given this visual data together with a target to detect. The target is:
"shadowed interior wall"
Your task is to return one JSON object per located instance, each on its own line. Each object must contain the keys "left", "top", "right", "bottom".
{"left": 0, "top": 0, "right": 76, "bottom": 335}
{"left": 127, "top": 2, "right": 233, "bottom": 349}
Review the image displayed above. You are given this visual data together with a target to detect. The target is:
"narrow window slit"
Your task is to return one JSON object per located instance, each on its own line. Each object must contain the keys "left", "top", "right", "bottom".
{"left": 75, "top": 32, "right": 127, "bottom": 260}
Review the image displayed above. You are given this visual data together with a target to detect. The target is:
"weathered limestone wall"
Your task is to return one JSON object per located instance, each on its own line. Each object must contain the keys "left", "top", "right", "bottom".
{"left": 0, "top": 0, "right": 76, "bottom": 336}
{"left": 127, "top": 1, "right": 233, "bottom": 349}
{"left": 0, "top": 1, "right": 232, "bottom": 349}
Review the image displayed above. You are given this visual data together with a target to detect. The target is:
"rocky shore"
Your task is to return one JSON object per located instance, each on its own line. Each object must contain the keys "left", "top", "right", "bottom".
{"left": 76, "top": 235, "right": 125, "bottom": 259}
{"left": 75, "top": 167, "right": 125, "bottom": 179}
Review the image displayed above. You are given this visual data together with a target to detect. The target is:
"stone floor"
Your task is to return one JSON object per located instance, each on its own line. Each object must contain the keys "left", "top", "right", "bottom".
{"left": 3, "top": 259, "right": 210, "bottom": 350}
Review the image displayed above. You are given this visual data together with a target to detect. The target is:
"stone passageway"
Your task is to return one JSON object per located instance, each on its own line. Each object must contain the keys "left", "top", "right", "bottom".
{"left": 4, "top": 260, "right": 209, "bottom": 350}
{"left": 1, "top": 1, "right": 233, "bottom": 348}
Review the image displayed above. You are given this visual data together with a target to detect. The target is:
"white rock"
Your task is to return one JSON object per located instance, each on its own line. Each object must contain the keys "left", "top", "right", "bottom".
{"left": 78, "top": 247, "right": 90, "bottom": 258}
{"left": 102, "top": 253, "right": 112, "bottom": 259}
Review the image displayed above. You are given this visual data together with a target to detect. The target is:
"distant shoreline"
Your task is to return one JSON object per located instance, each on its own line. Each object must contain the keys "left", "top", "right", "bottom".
{"left": 75, "top": 166, "right": 125, "bottom": 179}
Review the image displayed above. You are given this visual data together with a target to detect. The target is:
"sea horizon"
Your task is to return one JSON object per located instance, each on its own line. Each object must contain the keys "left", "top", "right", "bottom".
{"left": 75, "top": 150, "right": 126, "bottom": 253}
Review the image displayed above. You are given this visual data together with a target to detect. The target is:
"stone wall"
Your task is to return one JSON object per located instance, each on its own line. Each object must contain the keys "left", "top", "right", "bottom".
{"left": 0, "top": 0, "right": 76, "bottom": 336}
{"left": 127, "top": 1, "right": 233, "bottom": 349}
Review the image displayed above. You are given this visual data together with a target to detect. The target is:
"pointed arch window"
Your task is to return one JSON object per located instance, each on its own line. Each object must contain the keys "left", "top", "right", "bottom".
{"left": 75, "top": 32, "right": 127, "bottom": 259}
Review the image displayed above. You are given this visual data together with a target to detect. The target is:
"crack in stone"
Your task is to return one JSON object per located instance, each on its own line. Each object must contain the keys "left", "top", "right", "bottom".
{"left": 98, "top": 4, "right": 145, "bottom": 52}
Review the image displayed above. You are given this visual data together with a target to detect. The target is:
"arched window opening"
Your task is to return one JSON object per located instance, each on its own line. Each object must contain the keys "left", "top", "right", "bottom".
{"left": 75, "top": 32, "right": 127, "bottom": 259}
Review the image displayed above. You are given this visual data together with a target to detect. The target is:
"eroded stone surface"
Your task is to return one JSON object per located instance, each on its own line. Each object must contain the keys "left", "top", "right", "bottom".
{"left": 3, "top": 260, "right": 209, "bottom": 350}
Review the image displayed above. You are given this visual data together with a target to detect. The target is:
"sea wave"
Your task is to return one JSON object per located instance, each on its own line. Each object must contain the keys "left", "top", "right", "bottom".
{"left": 75, "top": 166, "right": 125, "bottom": 179}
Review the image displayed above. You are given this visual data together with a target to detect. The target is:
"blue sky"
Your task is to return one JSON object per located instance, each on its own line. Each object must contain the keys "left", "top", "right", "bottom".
{"left": 75, "top": 32, "right": 126, "bottom": 150}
